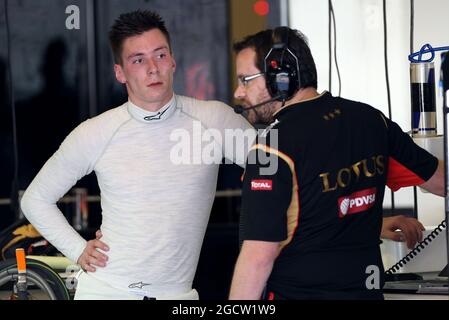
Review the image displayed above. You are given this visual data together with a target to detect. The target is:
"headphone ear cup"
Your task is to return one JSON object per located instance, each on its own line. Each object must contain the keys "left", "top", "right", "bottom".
{"left": 265, "top": 57, "right": 299, "bottom": 100}
{"left": 264, "top": 27, "right": 301, "bottom": 101}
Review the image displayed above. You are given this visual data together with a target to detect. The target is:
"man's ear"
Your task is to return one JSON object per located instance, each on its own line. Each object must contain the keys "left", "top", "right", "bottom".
{"left": 114, "top": 64, "right": 126, "bottom": 84}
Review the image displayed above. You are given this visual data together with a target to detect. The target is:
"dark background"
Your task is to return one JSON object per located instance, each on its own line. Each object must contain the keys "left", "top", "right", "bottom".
{"left": 0, "top": 0, "right": 281, "bottom": 299}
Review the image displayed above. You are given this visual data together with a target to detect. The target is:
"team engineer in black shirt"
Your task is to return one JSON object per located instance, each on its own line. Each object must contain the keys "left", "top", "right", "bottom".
{"left": 229, "top": 27, "right": 444, "bottom": 300}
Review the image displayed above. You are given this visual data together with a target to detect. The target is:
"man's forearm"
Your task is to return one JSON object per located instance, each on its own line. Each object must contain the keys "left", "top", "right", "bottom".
{"left": 420, "top": 160, "right": 445, "bottom": 196}
{"left": 21, "top": 193, "right": 87, "bottom": 263}
{"left": 20, "top": 153, "right": 89, "bottom": 263}
{"left": 229, "top": 241, "right": 278, "bottom": 300}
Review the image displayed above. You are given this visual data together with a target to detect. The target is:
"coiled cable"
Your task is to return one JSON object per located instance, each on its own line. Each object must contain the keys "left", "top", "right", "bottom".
{"left": 385, "top": 219, "right": 447, "bottom": 275}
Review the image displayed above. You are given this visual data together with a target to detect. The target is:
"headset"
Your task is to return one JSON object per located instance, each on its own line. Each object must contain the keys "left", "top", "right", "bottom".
{"left": 264, "top": 26, "right": 301, "bottom": 102}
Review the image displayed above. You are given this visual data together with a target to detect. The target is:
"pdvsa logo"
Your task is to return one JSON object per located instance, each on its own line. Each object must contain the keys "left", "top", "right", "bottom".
{"left": 251, "top": 180, "right": 273, "bottom": 191}
{"left": 338, "top": 188, "right": 377, "bottom": 218}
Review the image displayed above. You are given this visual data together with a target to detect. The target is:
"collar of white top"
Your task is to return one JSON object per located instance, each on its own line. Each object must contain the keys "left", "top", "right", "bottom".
{"left": 127, "top": 95, "right": 176, "bottom": 123}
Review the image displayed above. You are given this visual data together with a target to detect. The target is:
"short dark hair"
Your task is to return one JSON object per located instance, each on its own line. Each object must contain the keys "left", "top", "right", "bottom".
{"left": 109, "top": 10, "right": 172, "bottom": 65}
{"left": 233, "top": 28, "right": 318, "bottom": 90}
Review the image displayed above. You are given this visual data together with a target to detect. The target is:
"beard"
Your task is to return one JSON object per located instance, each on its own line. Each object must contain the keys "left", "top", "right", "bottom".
{"left": 240, "top": 90, "right": 279, "bottom": 125}
{"left": 251, "top": 101, "right": 278, "bottom": 125}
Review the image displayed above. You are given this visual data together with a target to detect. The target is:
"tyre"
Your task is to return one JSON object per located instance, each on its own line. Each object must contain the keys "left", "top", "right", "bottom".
{"left": 0, "top": 258, "right": 70, "bottom": 300}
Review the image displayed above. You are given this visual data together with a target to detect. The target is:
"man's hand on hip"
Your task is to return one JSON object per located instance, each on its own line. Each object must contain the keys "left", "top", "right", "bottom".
{"left": 77, "top": 230, "right": 109, "bottom": 272}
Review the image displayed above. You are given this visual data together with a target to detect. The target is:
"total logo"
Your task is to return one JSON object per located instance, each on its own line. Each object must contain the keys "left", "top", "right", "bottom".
{"left": 338, "top": 188, "right": 377, "bottom": 218}
{"left": 251, "top": 179, "right": 273, "bottom": 191}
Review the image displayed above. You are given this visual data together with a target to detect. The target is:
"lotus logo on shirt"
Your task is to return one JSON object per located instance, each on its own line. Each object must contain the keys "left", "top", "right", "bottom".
{"left": 338, "top": 187, "right": 377, "bottom": 218}
{"left": 251, "top": 179, "right": 273, "bottom": 191}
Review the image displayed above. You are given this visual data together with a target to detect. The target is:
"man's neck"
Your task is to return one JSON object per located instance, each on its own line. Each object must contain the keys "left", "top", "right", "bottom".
{"left": 283, "top": 87, "right": 320, "bottom": 108}
{"left": 129, "top": 94, "right": 174, "bottom": 113}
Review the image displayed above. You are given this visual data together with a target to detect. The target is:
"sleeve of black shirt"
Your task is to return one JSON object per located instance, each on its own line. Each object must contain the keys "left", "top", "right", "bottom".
{"left": 240, "top": 142, "right": 294, "bottom": 242}
{"left": 383, "top": 114, "right": 438, "bottom": 191}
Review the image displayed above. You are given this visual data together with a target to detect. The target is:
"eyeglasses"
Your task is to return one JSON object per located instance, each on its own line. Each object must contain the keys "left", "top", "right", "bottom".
{"left": 237, "top": 72, "right": 265, "bottom": 87}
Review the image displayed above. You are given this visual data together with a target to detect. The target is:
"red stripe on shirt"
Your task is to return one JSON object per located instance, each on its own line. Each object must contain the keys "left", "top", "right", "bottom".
{"left": 387, "top": 157, "right": 425, "bottom": 191}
